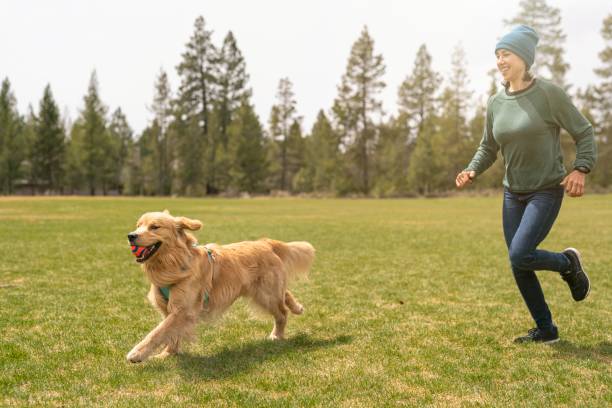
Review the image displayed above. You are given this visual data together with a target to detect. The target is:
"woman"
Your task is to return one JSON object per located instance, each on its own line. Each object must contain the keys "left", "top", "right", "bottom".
{"left": 456, "top": 25, "right": 596, "bottom": 344}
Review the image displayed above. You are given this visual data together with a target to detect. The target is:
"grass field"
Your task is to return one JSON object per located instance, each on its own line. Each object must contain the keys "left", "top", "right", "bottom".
{"left": 0, "top": 195, "right": 610, "bottom": 407}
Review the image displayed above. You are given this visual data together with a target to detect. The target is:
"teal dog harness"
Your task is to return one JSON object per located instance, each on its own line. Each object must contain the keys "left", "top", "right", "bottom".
{"left": 158, "top": 245, "right": 215, "bottom": 305}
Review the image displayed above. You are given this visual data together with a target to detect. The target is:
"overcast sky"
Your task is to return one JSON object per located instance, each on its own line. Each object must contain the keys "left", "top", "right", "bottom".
{"left": 1, "top": 0, "right": 609, "bottom": 135}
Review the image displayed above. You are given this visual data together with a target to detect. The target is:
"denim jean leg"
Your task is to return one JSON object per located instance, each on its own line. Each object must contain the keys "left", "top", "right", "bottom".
{"left": 502, "top": 188, "right": 566, "bottom": 330}
{"left": 508, "top": 189, "right": 569, "bottom": 272}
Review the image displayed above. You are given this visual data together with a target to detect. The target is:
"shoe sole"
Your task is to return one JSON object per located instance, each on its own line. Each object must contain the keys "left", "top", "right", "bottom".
{"left": 564, "top": 247, "right": 591, "bottom": 301}
{"left": 514, "top": 337, "right": 560, "bottom": 344}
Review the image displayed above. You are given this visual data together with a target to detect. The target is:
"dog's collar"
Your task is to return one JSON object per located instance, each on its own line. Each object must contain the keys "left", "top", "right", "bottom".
{"left": 159, "top": 244, "right": 214, "bottom": 304}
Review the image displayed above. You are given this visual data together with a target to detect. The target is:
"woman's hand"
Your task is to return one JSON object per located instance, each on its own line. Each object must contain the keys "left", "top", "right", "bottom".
{"left": 455, "top": 171, "right": 476, "bottom": 189}
{"left": 560, "top": 170, "right": 586, "bottom": 197}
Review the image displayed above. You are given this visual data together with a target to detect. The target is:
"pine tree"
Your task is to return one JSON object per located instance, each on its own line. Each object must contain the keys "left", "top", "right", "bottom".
{"left": 229, "top": 98, "right": 267, "bottom": 193}
{"left": 108, "top": 108, "right": 133, "bottom": 194}
{"left": 21, "top": 106, "right": 37, "bottom": 194}
{"left": 332, "top": 26, "right": 385, "bottom": 194}
{"left": 505, "top": 0, "right": 569, "bottom": 86}
{"left": 33, "top": 85, "right": 65, "bottom": 193}
{"left": 149, "top": 69, "right": 173, "bottom": 195}
{"left": 435, "top": 43, "right": 474, "bottom": 189}
{"left": 372, "top": 119, "right": 410, "bottom": 196}
{"left": 286, "top": 119, "right": 306, "bottom": 192}
{"left": 0, "top": 78, "right": 24, "bottom": 194}
{"left": 64, "top": 123, "right": 84, "bottom": 194}
{"left": 212, "top": 31, "right": 251, "bottom": 191}
{"left": 406, "top": 118, "right": 441, "bottom": 195}
{"left": 301, "top": 110, "right": 340, "bottom": 193}
{"left": 214, "top": 31, "right": 250, "bottom": 147}
{"left": 269, "top": 78, "right": 297, "bottom": 191}
{"left": 135, "top": 124, "right": 160, "bottom": 195}
{"left": 176, "top": 16, "right": 217, "bottom": 194}
{"left": 76, "top": 71, "right": 108, "bottom": 195}
{"left": 398, "top": 44, "right": 441, "bottom": 140}
{"left": 398, "top": 45, "right": 442, "bottom": 194}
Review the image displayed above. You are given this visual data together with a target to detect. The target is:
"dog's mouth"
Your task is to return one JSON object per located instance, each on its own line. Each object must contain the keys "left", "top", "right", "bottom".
{"left": 131, "top": 242, "right": 162, "bottom": 263}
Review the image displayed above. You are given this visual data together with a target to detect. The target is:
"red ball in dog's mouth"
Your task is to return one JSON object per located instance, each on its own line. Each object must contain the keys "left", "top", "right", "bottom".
{"left": 130, "top": 242, "right": 162, "bottom": 263}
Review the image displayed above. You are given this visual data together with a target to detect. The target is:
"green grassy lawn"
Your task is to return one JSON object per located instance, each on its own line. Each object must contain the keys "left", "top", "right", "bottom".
{"left": 0, "top": 195, "right": 610, "bottom": 407}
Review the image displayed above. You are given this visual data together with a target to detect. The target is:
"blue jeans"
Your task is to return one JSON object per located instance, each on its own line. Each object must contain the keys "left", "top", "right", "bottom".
{"left": 502, "top": 186, "right": 570, "bottom": 330}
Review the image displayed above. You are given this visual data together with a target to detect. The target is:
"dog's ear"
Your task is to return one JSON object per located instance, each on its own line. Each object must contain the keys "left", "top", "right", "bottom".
{"left": 174, "top": 216, "right": 202, "bottom": 231}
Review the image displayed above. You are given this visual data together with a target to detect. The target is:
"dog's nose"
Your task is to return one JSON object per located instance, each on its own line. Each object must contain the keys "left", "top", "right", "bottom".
{"left": 128, "top": 233, "right": 138, "bottom": 242}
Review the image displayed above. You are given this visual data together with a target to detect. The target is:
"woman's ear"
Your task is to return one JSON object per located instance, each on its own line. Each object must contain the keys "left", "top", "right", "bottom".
{"left": 174, "top": 216, "right": 203, "bottom": 231}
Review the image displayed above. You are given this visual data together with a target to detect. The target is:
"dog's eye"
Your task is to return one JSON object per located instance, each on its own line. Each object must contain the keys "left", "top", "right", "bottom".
{"left": 150, "top": 225, "right": 160, "bottom": 230}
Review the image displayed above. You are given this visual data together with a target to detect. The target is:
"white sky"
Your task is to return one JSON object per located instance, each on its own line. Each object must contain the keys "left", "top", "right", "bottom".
{"left": 1, "top": 0, "right": 609, "bottom": 136}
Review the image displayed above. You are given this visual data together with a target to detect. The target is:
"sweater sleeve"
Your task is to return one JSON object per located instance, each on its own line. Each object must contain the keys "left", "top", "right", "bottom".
{"left": 548, "top": 85, "right": 597, "bottom": 171}
{"left": 465, "top": 97, "right": 499, "bottom": 175}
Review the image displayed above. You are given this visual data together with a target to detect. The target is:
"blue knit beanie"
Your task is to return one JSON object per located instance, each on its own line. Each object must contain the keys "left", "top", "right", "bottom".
{"left": 495, "top": 25, "right": 539, "bottom": 68}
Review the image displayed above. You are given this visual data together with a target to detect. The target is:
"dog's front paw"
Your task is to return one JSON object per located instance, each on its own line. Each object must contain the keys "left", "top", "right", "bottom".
{"left": 126, "top": 348, "right": 146, "bottom": 363}
{"left": 152, "top": 350, "right": 175, "bottom": 360}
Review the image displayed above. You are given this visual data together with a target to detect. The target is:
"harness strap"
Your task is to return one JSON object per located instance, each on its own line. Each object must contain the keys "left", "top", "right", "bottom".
{"left": 158, "top": 285, "right": 210, "bottom": 305}
{"left": 158, "top": 243, "right": 215, "bottom": 305}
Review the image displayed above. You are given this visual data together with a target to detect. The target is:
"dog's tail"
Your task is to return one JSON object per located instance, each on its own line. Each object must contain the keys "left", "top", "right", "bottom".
{"left": 263, "top": 239, "right": 315, "bottom": 280}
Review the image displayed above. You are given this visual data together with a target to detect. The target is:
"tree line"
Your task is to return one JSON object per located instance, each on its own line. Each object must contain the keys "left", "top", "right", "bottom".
{"left": 0, "top": 0, "right": 610, "bottom": 197}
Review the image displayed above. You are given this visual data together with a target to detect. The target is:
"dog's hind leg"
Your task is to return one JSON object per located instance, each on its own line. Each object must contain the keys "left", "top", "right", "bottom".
{"left": 284, "top": 290, "right": 304, "bottom": 315}
{"left": 268, "top": 302, "right": 288, "bottom": 341}
{"left": 252, "top": 292, "right": 288, "bottom": 340}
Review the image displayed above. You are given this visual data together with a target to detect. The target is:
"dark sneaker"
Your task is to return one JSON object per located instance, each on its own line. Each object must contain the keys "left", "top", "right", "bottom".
{"left": 514, "top": 326, "right": 560, "bottom": 344}
{"left": 561, "top": 248, "right": 591, "bottom": 301}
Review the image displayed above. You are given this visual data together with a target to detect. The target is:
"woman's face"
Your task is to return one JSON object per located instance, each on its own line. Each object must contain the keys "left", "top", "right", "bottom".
{"left": 495, "top": 49, "right": 527, "bottom": 82}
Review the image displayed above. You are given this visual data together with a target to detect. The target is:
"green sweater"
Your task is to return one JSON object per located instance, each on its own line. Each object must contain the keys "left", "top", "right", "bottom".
{"left": 466, "top": 79, "right": 597, "bottom": 192}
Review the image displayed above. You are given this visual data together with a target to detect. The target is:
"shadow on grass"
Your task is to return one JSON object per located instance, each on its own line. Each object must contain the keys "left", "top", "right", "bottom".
{"left": 551, "top": 340, "right": 611, "bottom": 363}
{"left": 169, "top": 333, "right": 352, "bottom": 380}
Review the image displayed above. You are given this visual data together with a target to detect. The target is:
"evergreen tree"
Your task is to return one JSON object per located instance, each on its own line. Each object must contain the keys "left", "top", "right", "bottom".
{"left": 77, "top": 71, "right": 108, "bottom": 195}
{"left": 22, "top": 106, "right": 37, "bottom": 194}
{"left": 176, "top": 16, "right": 217, "bottom": 194}
{"left": 286, "top": 119, "right": 306, "bottom": 192}
{"left": 135, "top": 124, "right": 159, "bottom": 195}
{"left": 214, "top": 31, "right": 250, "bottom": 147}
{"left": 150, "top": 69, "right": 173, "bottom": 195}
{"left": 406, "top": 118, "right": 440, "bottom": 195}
{"left": 372, "top": 119, "right": 410, "bottom": 196}
{"left": 398, "top": 44, "right": 441, "bottom": 140}
{"left": 229, "top": 98, "right": 267, "bottom": 193}
{"left": 332, "top": 26, "right": 386, "bottom": 194}
{"left": 505, "top": 0, "right": 569, "bottom": 86}
{"left": 64, "top": 123, "right": 85, "bottom": 194}
{"left": 33, "top": 85, "right": 65, "bottom": 193}
{"left": 398, "top": 45, "right": 442, "bottom": 194}
{"left": 435, "top": 43, "right": 474, "bottom": 189}
{"left": 0, "top": 78, "right": 24, "bottom": 194}
{"left": 108, "top": 108, "right": 133, "bottom": 194}
{"left": 268, "top": 78, "right": 297, "bottom": 191}
{"left": 297, "top": 110, "right": 340, "bottom": 193}
{"left": 213, "top": 31, "right": 251, "bottom": 190}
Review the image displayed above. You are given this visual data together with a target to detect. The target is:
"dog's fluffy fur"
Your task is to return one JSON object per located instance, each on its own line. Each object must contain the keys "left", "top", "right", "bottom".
{"left": 126, "top": 210, "right": 314, "bottom": 363}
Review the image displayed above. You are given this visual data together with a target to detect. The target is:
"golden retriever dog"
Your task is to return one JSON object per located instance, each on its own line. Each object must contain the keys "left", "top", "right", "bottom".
{"left": 125, "top": 210, "right": 314, "bottom": 363}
